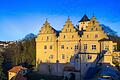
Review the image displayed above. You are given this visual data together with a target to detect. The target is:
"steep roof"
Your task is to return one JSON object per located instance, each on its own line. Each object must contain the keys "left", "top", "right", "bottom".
{"left": 39, "top": 20, "right": 57, "bottom": 34}
{"left": 79, "top": 14, "right": 90, "bottom": 22}
{"left": 61, "top": 17, "right": 77, "bottom": 33}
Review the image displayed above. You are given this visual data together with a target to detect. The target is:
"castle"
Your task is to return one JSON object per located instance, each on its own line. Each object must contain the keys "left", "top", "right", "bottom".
{"left": 7, "top": 15, "right": 120, "bottom": 80}
{"left": 36, "top": 14, "right": 118, "bottom": 68}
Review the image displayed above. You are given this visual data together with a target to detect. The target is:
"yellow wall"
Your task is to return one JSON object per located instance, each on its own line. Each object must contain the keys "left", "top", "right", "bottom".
{"left": 8, "top": 72, "right": 16, "bottom": 80}
{"left": 58, "top": 33, "right": 80, "bottom": 63}
{"left": 79, "top": 21, "right": 89, "bottom": 30}
{"left": 36, "top": 16, "right": 117, "bottom": 67}
{"left": 36, "top": 22, "right": 58, "bottom": 67}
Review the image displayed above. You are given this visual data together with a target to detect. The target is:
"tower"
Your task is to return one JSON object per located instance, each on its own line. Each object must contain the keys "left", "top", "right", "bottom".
{"left": 78, "top": 14, "right": 90, "bottom": 31}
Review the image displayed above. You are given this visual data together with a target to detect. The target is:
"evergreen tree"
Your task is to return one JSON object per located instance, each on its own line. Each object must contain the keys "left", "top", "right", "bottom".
{"left": 0, "top": 54, "right": 6, "bottom": 80}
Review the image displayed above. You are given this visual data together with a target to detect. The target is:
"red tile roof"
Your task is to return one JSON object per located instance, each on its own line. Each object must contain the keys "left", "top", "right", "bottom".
{"left": 8, "top": 66, "right": 27, "bottom": 73}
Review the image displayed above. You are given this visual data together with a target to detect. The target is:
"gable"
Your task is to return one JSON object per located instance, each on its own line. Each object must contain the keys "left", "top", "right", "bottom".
{"left": 61, "top": 18, "right": 77, "bottom": 33}
{"left": 86, "top": 16, "right": 102, "bottom": 31}
{"left": 39, "top": 20, "right": 56, "bottom": 34}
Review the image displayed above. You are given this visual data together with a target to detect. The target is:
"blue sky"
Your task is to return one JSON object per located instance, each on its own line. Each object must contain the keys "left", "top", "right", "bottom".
{"left": 0, "top": 0, "right": 120, "bottom": 41}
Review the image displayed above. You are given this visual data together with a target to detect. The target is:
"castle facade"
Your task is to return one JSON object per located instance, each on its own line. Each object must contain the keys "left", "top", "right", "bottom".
{"left": 36, "top": 15, "right": 117, "bottom": 67}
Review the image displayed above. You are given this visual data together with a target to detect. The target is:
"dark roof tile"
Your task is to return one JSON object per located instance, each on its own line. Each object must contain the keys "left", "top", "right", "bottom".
{"left": 79, "top": 14, "right": 90, "bottom": 22}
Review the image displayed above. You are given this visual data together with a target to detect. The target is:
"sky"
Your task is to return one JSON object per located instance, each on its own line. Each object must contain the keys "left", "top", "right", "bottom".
{"left": 0, "top": 0, "right": 120, "bottom": 41}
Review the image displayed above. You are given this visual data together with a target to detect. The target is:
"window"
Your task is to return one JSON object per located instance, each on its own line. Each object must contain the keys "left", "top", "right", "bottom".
{"left": 88, "top": 55, "right": 92, "bottom": 59}
{"left": 96, "top": 28, "right": 98, "bottom": 31}
{"left": 62, "top": 54, "right": 65, "bottom": 59}
{"left": 68, "top": 24, "right": 70, "bottom": 27}
{"left": 84, "top": 44, "right": 87, "bottom": 50}
{"left": 70, "top": 29, "right": 71, "bottom": 32}
{"left": 67, "top": 47, "right": 68, "bottom": 49}
{"left": 105, "top": 45, "right": 109, "bottom": 50}
{"left": 49, "top": 55, "right": 53, "bottom": 59}
{"left": 91, "top": 28, "right": 93, "bottom": 31}
{"left": 64, "top": 35, "right": 66, "bottom": 38}
{"left": 92, "top": 45, "right": 96, "bottom": 50}
{"left": 81, "top": 27, "right": 83, "bottom": 30}
{"left": 72, "top": 35, "right": 74, "bottom": 38}
{"left": 61, "top": 45, "right": 64, "bottom": 49}
{"left": 44, "top": 45, "right": 47, "bottom": 49}
{"left": 113, "top": 45, "right": 117, "bottom": 51}
{"left": 46, "top": 36, "right": 49, "bottom": 40}
{"left": 75, "top": 45, "right": 78, "bottom": 49}
{"left": 87, "top": 35, "right": 89, "bottom": 38}
{"left": 50, "top": 45, "right": 52, "bottom": 49}
{"left": 95, "top": 34, "right": 98, "bottom": 38}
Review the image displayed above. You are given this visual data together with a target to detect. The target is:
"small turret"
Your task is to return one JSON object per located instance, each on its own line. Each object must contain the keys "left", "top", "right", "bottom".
{"left": 78, "top": 14, "right": 90, "bottom": 31}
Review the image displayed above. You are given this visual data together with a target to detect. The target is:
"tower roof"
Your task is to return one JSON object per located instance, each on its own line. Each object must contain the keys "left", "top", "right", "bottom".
{"left": 79, "top": 14, "right": 90, "bottom": 22}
